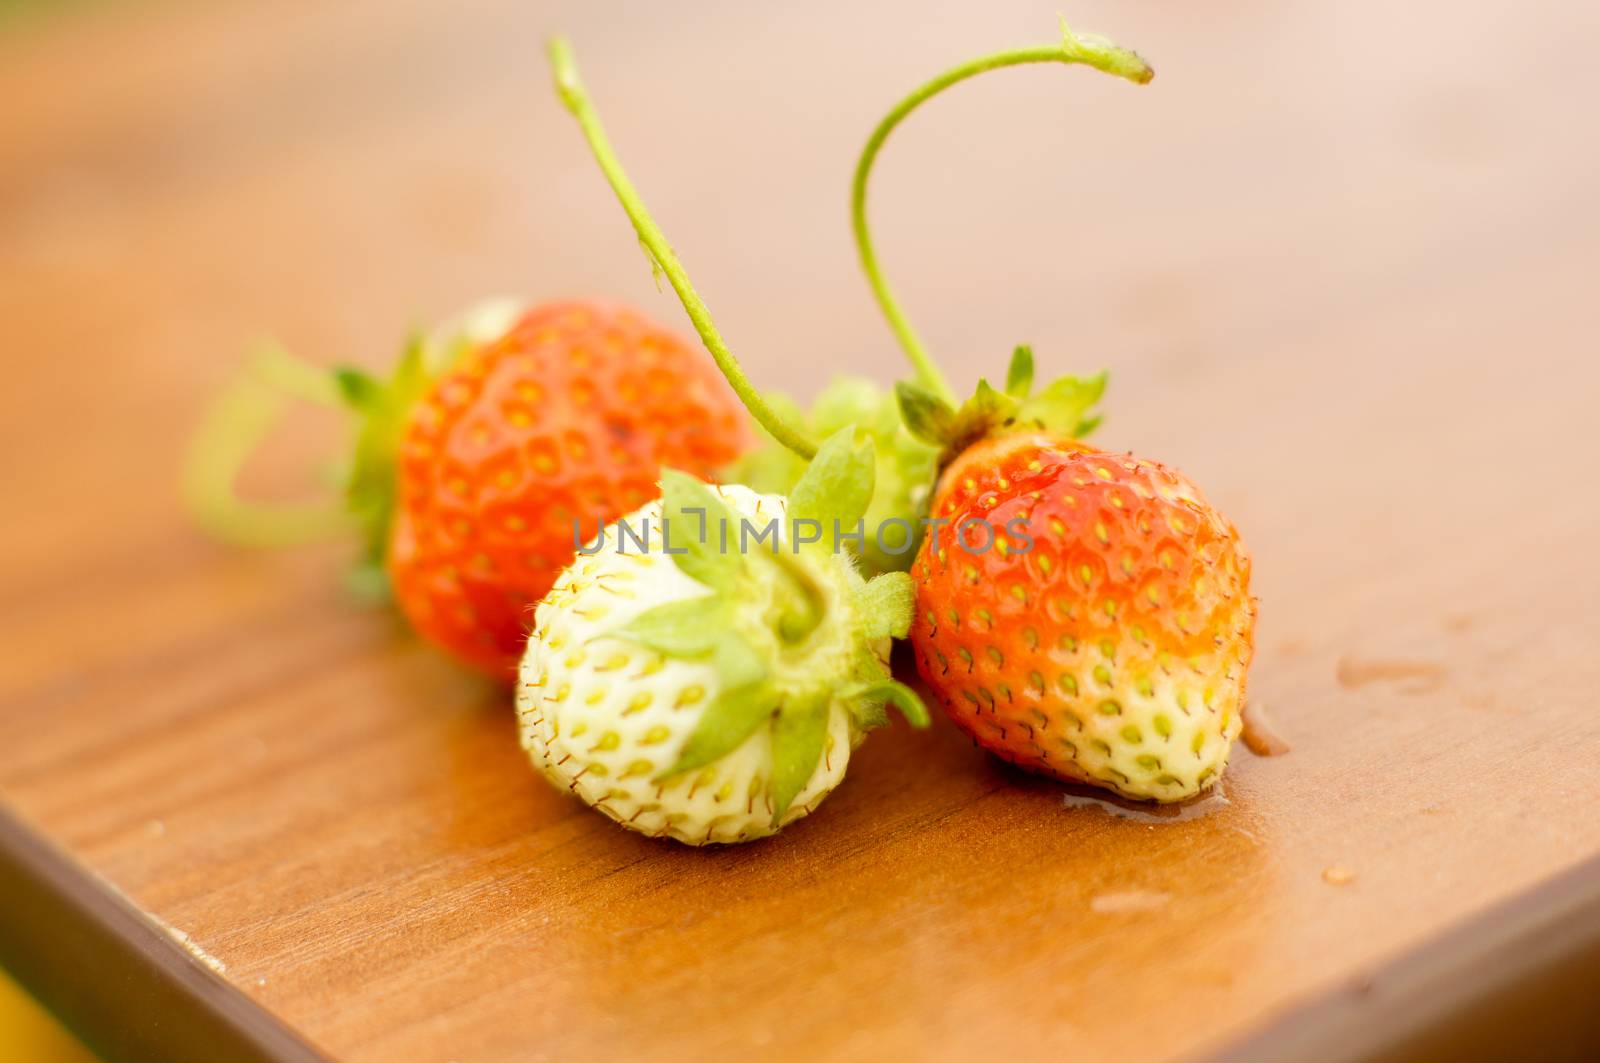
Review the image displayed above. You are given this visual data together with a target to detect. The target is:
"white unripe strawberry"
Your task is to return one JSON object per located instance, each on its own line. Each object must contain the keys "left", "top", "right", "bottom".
{"left": 516, "top": 430, "right": 927, "bottom": 845}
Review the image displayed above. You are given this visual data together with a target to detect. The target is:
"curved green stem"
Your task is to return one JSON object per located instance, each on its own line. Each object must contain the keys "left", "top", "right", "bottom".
{"left": 851, "top": 18, "right": 1153, "bottom": 404}
{"left": 548, "top": 37, "right": 818, "bottom": 461}
{"left": 250, "top": 343, "right": 344, "bottom": 408}
{"left": 181, "top": 344, "right": 351, "bottom": 548}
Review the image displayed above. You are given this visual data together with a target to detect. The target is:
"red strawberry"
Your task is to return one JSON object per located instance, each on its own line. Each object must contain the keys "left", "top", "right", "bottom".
{"left": 846, "top": 23, "right": 1259, "bottom": 799}
{"left": 908, "top": 430, "right": 1255, "bottom": 800}
{"left": 187, "top": 299, "right": 753, "bottom": 679}
{"left": 374, "top": 301, "right": 752, "bottom": 676}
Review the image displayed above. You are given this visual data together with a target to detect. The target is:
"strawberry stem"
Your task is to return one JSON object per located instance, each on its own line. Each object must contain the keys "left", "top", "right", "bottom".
{"left": 548, "top": 37, "right": 819, "bottom": 461}
{"left": 181, "top": 343, "right": 351, "bottom": 547}
{"left": 851, "top": 18, "right": 1153, "bottom": 404}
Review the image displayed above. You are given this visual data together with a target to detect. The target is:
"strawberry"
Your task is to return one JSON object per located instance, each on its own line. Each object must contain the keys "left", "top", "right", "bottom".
{"left": 842, "top": 22, "right": 1259, "bottom": 801}
{"left": 187, "top": 299, "right": 753, "bottom": 680}
{"left": 367, "top": 300, "right": 753, "bottom": 676}
{"left": 906, "top": 419, "right": 1255, "bottom": 800}
{"left": 529, "top": 45, "right": 934, "bottom": 841}
{"left": 516, "top": 434, "right": 926, "bottom": 844}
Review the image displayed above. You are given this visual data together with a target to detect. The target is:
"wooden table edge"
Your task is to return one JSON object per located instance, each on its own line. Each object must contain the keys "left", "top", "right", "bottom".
{"left": 0, "top": 800, "right": 329, "bottom": 1063}
{"left": 4, "top": 793, "right": 1597, "bottom": 1062}
{"left": 1216, "top": 851, "right": 1600, "bottom": 1061}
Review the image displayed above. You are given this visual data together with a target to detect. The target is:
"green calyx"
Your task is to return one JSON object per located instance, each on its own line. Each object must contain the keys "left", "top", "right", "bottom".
{"left": 333, "top": 337, "right": 431, "bottom": 595}
{"left": 336, "top": 300, "right": 523, "bottom": 594}
{"left": 606, "top": 428, "right": 930, "bottom": 822}
{"left": 732, "top": 376, "right": 939, "bottom": 574}
{"left": 896, "top": 345, "right": 1106, "bottom": 460}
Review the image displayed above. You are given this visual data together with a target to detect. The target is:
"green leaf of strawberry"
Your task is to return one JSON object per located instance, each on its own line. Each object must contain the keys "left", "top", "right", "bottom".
{"left": 606, "top": 594, "right": 725, "bottom": 657}
{"left": 768, "top": 692, "right": 831, "bottom": 821}
{"left": 661, "top": 671, "right": 777, "bottom": 780}
{"left": 657, "top": 468, "right": 746, "bottom": 593}
{"left": 787, "top": 426, "right": 876, "bottom": 533}
{"left": 894, "top": 381, "right": 958, "bottom": 449}
{"left": 712, "top": 629, "right": 769, "bottom": 691}
{"left": 333, "top": 302, "right": 529, "bottom": 597}
{"left": 1004, "top": 345, "right": 1034, "bottom": 398}
{"left": 731, "top": 377, "right": 940, "bottom": 575}
{"left": 337, "top": 336, "right": 432, "bottom": 581}
{"left": 853, "top": 571, "right": 915, "bottom": 641}
{"left": 896, "top": 357, "right": 1108, "bottom": 460}
{"left": 1013, "top": 370, "right": 1108, "bottom": 438}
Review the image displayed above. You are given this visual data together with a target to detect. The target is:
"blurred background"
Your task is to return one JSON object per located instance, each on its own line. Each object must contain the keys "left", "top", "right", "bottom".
{"left": 0, "top": 975, "right": 90, "bottom": 1062}
{"left": 2, "top": 0, "right": 1597, "bottom": 1059}
{"left": 3, "top": 0, "right": 1594, "bottom": 571}
{"left": 0, "top": 973, "right": 93, "bottom": 1062}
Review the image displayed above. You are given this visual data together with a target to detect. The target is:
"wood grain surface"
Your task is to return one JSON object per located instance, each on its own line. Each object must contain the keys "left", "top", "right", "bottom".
{"left": 2, "top": 1, "right": 1598, "bottom": 1060}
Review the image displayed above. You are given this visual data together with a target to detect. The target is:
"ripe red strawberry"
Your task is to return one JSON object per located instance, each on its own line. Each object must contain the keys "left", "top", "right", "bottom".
{"left": 846, "top": 22, "right": 1259, "bottom": 799}
{"left": 908, "top": 429, "right": 1255, "bottom": 800}
{"left": 378, "top": 301, "right": 753, "bottom": 676}
{"left": 187, "top": 299, "right": 753, "bottom": 680}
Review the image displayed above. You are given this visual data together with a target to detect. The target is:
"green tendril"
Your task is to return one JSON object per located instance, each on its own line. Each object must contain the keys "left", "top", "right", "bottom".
{"left": 181, "top": 343, "right": 351, "bottom": 548}
{"left": 547, "top": 37, "right": 818, "bottom": 461}
{"left": 852, "top": 17, "right": 1153, "bottom": 403}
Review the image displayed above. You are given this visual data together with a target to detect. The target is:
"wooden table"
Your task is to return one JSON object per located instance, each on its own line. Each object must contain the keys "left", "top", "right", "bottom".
{"left": 3, "top": 1, "right": 1598, "bottom": 1059}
